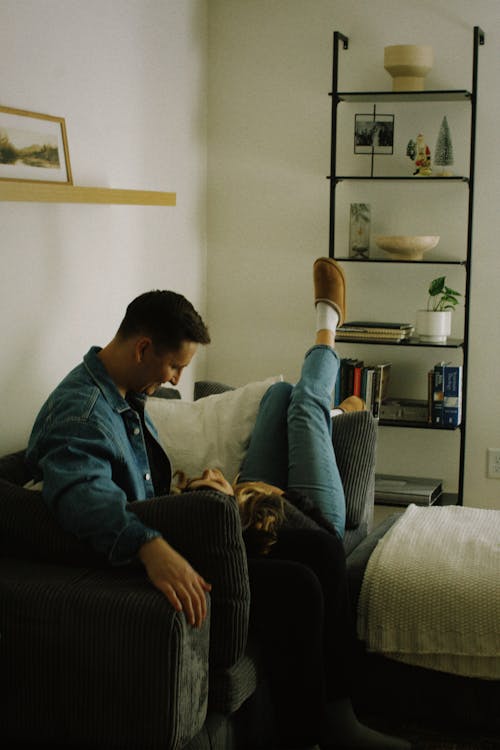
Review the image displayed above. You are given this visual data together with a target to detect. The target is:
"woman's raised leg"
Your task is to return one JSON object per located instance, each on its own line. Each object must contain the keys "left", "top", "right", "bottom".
{"left": 285, "top": 258, "right": 348, "bottom": 535}
{"left": 238, "top": 380, "right": 292, "bottom": 489}
{"left": 287, "top": 345, "right": 345, "bottom": 535}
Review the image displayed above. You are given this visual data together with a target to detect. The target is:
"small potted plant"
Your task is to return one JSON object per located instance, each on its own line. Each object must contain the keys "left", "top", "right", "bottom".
{"left": 416, "top": 276, "right": 462, "bottom": 342}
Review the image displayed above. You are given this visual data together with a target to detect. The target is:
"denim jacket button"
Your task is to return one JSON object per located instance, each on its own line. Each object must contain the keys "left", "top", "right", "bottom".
{"left": 144, "top": 473, "right": 151, "bottom": 481}
{"left": 133, "top": 427, "right": 140, "bottom": 436}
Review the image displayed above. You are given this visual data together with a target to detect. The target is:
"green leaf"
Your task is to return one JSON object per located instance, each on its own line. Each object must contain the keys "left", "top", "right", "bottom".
{"left": 429, "top": 277, "right": 446, "bottom": 297}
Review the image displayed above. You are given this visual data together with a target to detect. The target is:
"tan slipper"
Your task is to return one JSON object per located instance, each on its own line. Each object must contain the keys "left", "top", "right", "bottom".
{"left": 337, "top": 395, "right": 366, "bottom": 413}
{"left": 313, "top": 257, "right": 346, "bottom": 326}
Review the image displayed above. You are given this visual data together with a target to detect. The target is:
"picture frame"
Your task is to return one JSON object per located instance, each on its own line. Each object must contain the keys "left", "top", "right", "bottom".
{"left": 354, "top": 113, "right": 394, "bottom": 155}
{"left": 0, "top": 105, "right": 72, "bottom": 184}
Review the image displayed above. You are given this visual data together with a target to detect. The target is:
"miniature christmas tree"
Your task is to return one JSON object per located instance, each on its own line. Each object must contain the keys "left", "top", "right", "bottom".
{"left": 434, "top": 116, "right": 454, "bottom": 175}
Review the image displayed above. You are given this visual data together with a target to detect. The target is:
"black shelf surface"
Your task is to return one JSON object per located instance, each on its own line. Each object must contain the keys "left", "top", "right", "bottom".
{"left": 333, "top": 175, "right": 469, "bottom": 182}
{"left": 334, "top": 257, "right": 465, "bottom": 265}
{"left": 336, "top": 337, "right": 463, "bottom": 348}
{"left": 333, "top": 90, "right": 472, "bottom": 102}
{"left": 378, "top": 419, "right": 461, "bottom": 430}
{"left": 375, "top": 491, "right": 459, "bottom": 508}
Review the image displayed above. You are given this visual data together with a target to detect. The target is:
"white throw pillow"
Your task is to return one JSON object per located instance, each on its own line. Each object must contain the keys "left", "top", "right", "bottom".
{"left": 146, "top": 375, "right": 282, "bottom": 488}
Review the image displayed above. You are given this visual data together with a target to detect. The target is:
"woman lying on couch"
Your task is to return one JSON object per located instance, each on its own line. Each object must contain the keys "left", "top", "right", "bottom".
{"left": 174, "top": 258, "right": 410, "bottom": 750}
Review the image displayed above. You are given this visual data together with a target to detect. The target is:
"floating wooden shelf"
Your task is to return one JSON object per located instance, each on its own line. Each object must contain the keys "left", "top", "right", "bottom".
{"left": 0, "top": 181, "right": 176, "bottom": 206}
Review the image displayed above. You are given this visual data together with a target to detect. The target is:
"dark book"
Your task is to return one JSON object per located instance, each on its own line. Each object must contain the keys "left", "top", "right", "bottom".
{"left": 372, "top": 362, "right": 392, "bottom": 418}
{"left": 339, "top": 321, "right": 414, "bottom": 331}
{"left": 432, "top": 362, "right": 445, "bottom": 425}
{"left": 443, "top": 365, "right": 462, "bottom": 427}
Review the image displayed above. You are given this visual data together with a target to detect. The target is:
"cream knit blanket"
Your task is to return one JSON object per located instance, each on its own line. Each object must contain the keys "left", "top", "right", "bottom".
{"left": 357, "top": 504, "right": 500, "bottom": 679}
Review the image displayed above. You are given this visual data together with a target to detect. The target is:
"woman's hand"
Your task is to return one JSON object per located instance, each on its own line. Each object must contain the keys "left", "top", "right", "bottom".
{"left": 138, "top": 536, "right": 212, "bottom": 627}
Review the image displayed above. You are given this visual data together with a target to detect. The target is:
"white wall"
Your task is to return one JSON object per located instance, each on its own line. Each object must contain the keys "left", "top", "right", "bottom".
{"left": 2, "top": 0, "right": 499, "bottom": 511}
{"left": 0, "top": 0, "right": 208, "bottom": 454}
{"left": 207, "top": 0, "right": 500, "bottom": 509}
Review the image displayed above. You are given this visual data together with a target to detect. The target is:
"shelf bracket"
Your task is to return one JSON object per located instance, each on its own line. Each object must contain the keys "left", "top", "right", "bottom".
{"left": 336, "top": 32, "right": 349, "bottom": 50}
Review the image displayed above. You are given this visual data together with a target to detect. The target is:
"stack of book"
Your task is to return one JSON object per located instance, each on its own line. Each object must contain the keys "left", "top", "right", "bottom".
{"left": 334, "top": 358, "right": 391, "bottom": 418}
{"left": 336, "top": 321, "right": 414, "bottom": 343}
{"left": 429, "top": 362, "right": 463, "bottom": 427}
{"left": 379, "top": 398, "right": 430, "bottom": 424}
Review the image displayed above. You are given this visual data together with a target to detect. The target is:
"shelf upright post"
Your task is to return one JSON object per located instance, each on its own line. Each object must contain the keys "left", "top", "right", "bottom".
{"left": 329, "top": 32, "right": 349, "bottom": 258}
{"left": 457, "top": 26, "right": 485, "bottom": 505}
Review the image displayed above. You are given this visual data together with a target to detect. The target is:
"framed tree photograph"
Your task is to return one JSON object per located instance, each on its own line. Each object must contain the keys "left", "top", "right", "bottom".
{"left": 0, "top": 106, "right": 72, "bottom": 184}
{"left": 354, "top": 113, "right": 394, "bottom": 155}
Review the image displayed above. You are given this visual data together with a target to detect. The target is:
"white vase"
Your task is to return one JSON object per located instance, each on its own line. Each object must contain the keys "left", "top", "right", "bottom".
{"left": 384, "top": 45, "right": 434, "bottom": 91}
{"left": 415, "top": 310, "right": 452, "bottom": 343}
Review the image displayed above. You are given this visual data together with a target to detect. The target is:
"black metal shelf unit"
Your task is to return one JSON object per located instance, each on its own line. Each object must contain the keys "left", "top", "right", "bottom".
{"left": 328, "top": 27, "right": 485, "bottom": 506}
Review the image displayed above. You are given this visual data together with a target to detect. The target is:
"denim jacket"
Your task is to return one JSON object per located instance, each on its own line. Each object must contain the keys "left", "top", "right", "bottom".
{"left": 26, "top": 347, "right": 169, "bottom": 564}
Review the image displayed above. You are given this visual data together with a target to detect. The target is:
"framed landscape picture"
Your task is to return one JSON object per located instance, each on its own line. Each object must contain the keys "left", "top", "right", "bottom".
{"left": 0, "top": 106, "right": 72, "bottom": 184}
{"left": 354, "top": 113, "right": 394, "bottom": 155}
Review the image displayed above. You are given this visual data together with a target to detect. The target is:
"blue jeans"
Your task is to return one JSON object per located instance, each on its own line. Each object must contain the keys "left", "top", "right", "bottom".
{"left": 239, "top": 345, "right": 345, "bottom": 536}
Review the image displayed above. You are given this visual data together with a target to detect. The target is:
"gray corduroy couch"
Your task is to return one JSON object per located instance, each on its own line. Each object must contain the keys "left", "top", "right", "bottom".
{"left": 0, "top": 383, "right": 378, "bottom": 750}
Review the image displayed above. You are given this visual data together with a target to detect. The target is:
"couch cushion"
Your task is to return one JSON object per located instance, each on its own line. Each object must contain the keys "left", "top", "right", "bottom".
{"left": 146, "top": 376, "right": 282, "bottom": 486}
{"left": 194, "top": 381, "right": 235, "bottom": 399}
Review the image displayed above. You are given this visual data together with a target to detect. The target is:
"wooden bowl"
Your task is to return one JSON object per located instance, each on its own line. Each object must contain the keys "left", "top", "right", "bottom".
{"left": 375, "top": 235, "right": 440, "bottom": 260}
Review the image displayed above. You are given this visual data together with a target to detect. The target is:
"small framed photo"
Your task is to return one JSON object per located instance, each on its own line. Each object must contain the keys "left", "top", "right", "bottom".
{"left": 354, "top": 113, "right": 394, "bottom": 155}
{"left": 0, "top": 105, "right": 72, "bottom": 184}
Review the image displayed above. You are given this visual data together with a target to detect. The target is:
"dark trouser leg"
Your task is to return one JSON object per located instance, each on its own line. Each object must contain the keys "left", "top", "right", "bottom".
{"left": 247, "top": 529, "right": 354, "bottom": 748}
{"left": 270, "top": 529, "right": 355, "bottom": 699}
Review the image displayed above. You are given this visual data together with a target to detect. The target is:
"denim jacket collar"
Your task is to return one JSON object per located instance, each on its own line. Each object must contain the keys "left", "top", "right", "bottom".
{"left": 83, "top": 346, "right": 141, "bottom": 415}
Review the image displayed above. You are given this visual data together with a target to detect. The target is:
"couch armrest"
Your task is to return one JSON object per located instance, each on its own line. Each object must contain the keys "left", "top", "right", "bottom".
{"left": 331, "top": 410, "right": 377, "bottom": 532}
{"left": 1, "top": 554, "right": 210, "bottom": 750}
{"left": 0, "top": 478, "right": 250, "bottom": 674}
{"left": 130, "top": 491, "right": 250, "bottom": 673}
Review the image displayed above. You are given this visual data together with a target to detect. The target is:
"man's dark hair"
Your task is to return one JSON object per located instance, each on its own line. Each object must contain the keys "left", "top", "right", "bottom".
{"left": 117, "top": 290, "right": 210, "bottom": 352}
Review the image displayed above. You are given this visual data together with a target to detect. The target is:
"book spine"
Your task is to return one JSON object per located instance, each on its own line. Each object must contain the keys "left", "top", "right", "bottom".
{"left": 339, "top": 358, "right": 349, "bottom": 402}
{"left": 372, "top": 363, "right": 391, "bottom": 418}
{"left": 443, "top": 365, "right": 462, "bottom": 427}
{"left": 364, "top": 368, "right": 375, "bottom": 413}
{"left": 334, "top": 366, "right": 341, "bottom": 407}
{"left": 427, "top": 368, "right": 434, "bottom": 423}
{"left": 432, "top": 363, "right": 445, "bottom": 425}
{"left": 353, "top": 362, "right": 363, "bottom": 397}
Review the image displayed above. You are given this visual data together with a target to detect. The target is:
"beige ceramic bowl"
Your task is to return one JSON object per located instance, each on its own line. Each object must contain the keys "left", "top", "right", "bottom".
{"left": 375, "top": 235, "right": 440, "bottom": 260}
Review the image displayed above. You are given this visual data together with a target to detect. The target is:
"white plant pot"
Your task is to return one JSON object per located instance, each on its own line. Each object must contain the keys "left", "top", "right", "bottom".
{"left": 416, "top": 310, "right": 452, "bottom": 343}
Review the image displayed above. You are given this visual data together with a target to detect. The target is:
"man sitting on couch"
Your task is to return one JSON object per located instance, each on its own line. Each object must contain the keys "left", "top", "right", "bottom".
{"left": 26, "top": 264, "right": 409, "bottom": 750}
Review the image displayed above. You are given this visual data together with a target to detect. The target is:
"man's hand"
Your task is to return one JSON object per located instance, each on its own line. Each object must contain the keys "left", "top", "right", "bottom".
{"left": 138, "top": 537, "right": 212, "bottom": 627}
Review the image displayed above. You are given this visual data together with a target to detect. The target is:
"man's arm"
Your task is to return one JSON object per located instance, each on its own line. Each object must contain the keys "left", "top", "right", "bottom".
{"left": 138, "top": 537, "right": 211, "bottom": 628}
{"left": 32, "top": 421, "right": 211, "bottom": 624}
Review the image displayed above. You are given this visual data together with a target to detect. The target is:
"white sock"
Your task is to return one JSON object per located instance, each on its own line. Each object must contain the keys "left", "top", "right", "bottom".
{"left": 316, "top": 301, "right": 339, "bottom": 333}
